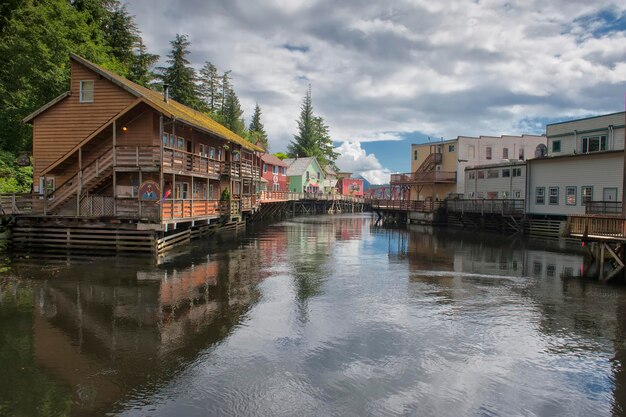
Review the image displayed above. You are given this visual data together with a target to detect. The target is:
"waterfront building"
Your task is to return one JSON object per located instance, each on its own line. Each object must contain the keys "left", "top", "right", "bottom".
{"left": 336, "top": 173, "right": 364, "bottom": 197}
{"left": 260, "top": 153, "right": 289, "bottom": 192}
{"left": 284, "top": 156, "right": 325, "bottom": 193}
{"left": 23, "top": 53, "right": 263, "bottom": 225}
{"left": 322, "top": 167, "right": 338, "bottom": 195}
{"left": 392, "top": 135, "right": 545, "bottom": 202}
{"left": 463, "top": 160, "right": 527, "bottom": 200}
{"left": 526, "top": 111, "right": 625, "bottom": 217}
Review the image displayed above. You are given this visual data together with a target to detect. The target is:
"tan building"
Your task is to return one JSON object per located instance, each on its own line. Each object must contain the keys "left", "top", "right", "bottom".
{"left": 392, "top": 135, "right": 545, "bottom": 201}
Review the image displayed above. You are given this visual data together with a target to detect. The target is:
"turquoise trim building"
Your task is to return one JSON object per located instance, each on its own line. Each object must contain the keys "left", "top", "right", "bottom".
{"left": 284, "top": 157, "right": 326, "bottom": 193}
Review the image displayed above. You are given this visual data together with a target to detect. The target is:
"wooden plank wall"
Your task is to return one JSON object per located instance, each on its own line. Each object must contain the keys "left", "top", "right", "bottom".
{"left": 32, "top": 60, "right": 136, "bottom": 182}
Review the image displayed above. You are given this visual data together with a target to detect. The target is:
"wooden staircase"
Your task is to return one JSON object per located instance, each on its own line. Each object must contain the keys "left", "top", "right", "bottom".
{"left": 46, "top": 147, "right": 114, "bottom": 213}
{"left": 412, "top": 151, "right": 442, "bottom": 180}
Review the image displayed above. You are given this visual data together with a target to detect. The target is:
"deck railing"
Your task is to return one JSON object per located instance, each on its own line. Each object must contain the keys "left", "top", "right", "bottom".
{"left": 585, "top": 201, "right": 623, "bottom": 216}
{"left": 160, "top": 199, "right": 220, "bottom": 220}
{"left": 162, "top": 147, "right": 221, "bottom": 176}
{"left": 258, "top": 191, "right": 365, "bottom": 203}
{"left": 569, "top": 215, "right": 626, "bottom": 240}
{"left": 446, "top": 199, "right": 525, "bottom": 215}
{"left": 116, "top": 146, "right": 160, "bottom": 167}
{"left": 390, "top": 171, "right": 456, "bottom": 185}
{"left": 368, "top": 199, "right": 443, "bottom": 212}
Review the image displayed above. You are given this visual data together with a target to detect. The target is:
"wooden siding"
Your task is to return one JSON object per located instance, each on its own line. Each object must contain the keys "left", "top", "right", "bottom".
{"left": 547, "top": 112, "right": 625, "bottom": 137}
{"left": 527, "top": 152, "right": 624, "bottom": 216}
{"left": 464, "top": 164, "right": 526, "bottom": 199}
{"left": 32, "top": 60, "right": 136, "bottom": 181}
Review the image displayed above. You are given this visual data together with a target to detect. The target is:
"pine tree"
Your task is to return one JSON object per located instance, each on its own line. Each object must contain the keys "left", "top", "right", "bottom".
{"left": 128, "top": 39, "right": 159, "bottom": 87}
{"left": 102, "top": 3, "right": 138, "bottom": 70}
{"left": 158, "top": 34, "right": 201, "bottom": 109}
{"left": 287, "top": 86, "right": 338, "bottom": 169}
{"left": 198, "top": 62, "right": 222, "bottom": 112}
{"left": 248, "top": 103, "right": 269, "bottom": 150}
{"left": 287, "top": 86, "right": 317, "bottom": 158}
{"left": 220, "top": 86, "right": 245, "bottom": 135}
{"left": 220, "top": 70, "right": 232, "bottom": 112}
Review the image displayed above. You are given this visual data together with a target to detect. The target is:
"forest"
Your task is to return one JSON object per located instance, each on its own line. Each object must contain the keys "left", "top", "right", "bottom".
{"left": 0, "top": 0, "right": 338, "bottom": 193}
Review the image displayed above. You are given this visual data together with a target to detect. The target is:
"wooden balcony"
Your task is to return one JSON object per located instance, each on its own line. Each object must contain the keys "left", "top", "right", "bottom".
{"left": 390, "top": 171, "right": 456, "bottom": 185}
{"left": 116, "top": 146, "right": 160, "bottom": 168}
{"left": 221, "top": 161, "right": 240, "bottom": 177}
{"left": 569, "top": 215, "right": 626, "bottom": 241}
{"left": 447, "top": 199, "right": 525, "bottom": 215}
{"left": 162, "top": 147, "right": 221, "bottom": 178}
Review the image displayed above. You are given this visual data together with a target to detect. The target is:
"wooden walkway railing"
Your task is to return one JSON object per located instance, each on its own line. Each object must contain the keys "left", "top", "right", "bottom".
{"left": 585, "top": 201, "right": 623, "bottom": 216}
{"left": 368, "top": 199, "right": 443, "bottom": 212}
{"left": 259, "top": 191, "right": 365, "bottom": 203}
{"left": 569, "top": 215, "right": 626, "bottom": 240}
{"left": 446, "top": 199, "right": 525, "bottom": 215}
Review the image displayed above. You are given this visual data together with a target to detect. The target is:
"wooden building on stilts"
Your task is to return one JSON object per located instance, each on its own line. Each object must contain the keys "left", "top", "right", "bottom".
{"left": 9, "top": 53, "right": 264, "bottom": 256}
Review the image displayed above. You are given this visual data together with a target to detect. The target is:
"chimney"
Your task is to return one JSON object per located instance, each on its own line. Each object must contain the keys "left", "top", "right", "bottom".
{"left": 163, "top": 84, "right": 169, "bottom": 103}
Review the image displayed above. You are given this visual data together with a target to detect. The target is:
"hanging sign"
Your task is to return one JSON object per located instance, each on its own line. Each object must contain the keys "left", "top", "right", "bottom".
{"left": 273, "top": 175, "right": 279, "bottom": 183}
{"left": 139, "top": 180, "right": 160, "bottom": 200}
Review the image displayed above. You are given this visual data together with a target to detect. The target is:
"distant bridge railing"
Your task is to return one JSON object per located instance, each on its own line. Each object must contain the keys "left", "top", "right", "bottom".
{"left": 259, "top": 191, "right": 364, "bottom": 203}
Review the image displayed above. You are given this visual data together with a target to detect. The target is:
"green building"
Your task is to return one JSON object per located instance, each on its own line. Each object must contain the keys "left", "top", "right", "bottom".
{"left": 284, "top": 157, "right": 325, "bottom": 193}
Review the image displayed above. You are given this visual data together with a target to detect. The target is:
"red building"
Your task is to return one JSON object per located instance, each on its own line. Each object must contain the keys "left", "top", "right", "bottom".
{"left": 336, "top": 173, "right": 364, "bottom": 197}
{"left": 261, "top": 154, "right": 289, "bottom": 191}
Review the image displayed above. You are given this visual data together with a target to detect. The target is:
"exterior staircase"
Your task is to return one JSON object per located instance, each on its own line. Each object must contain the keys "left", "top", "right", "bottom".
{"left": 46, "top": 147, "right": 114, "bottom": 213}
{"left": 413, "top": 151, "right": 442, "bottom": 178}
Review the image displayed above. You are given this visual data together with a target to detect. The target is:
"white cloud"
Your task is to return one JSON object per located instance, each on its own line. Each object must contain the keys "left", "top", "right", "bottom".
{"left": 125, "top": 0, "right": 626, "bottom": 171}
{"left": 335, "top": 142, "right": 392, "bottom": 184}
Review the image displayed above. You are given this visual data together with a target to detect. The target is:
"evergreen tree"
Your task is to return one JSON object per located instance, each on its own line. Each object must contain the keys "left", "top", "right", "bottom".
{"left": 287, "top": 86, "right": 338, "bottom": 169}
{"left": 198, "top": 62, "right": 222, "bottom": 112}
{"left": 158, "top": 34, "right": 201, "bottom": 109}
{"left": 248, "top": 103, "right": 269, "bottom": 150}
{"left": 102, "top": 3, "right": 139, "bottom": 70}
{"left": 220, "top": 87, "right": 245, "bottom": 135}
{"left": 129, "top": 39, "right": 159, "bottom": 87}
{"left": 288, "top": 86, "right": 317, "bottom": 158}
{"left": 220, "top": 70, "right": 232, "bottom": 112}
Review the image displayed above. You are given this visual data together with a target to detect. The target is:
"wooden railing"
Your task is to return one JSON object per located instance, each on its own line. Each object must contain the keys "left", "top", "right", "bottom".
{"left": 222, "top": 161, "right": 240, "bottom": 177}
{"left": 0, "top": 193, "right": 45, "bottom": 215}
{"left": 258, "top": 191, "right": 365, "bottom": 203}
{"left": 116, "top": 146, "right": 160, "bottom": 167}
{"left": 219, "top": 200, "right": 241, "bottom": 217}
{"left": 390, "top": 171, "right": 456, "bottom": 185}
{"left": 569, "top": 215, "right": 626, "bottom": 240}
{"left": 368, "top": 199, "right": 443, "bottom": 212}
{"left": 160, "top": 199, "right": 221, "bottom": 220}
{"left": 46, "top": 147, "right": 114, "bottom": 213}
{"left": 446, "top": 199, "right": 525, "bottom": 215}
{"left": 585, "top": 201, "right": 623, "bottom": 216}
{"left": 162, "top": 147, "right": 221, "bottom": 176}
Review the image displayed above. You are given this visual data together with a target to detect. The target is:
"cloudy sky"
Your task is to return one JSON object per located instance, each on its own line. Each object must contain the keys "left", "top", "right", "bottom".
{"left": 125, "top": 0, "right": 626, "bottom": 184}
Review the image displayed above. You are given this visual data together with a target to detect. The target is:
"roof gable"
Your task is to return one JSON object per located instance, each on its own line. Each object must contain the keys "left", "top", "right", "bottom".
{"left": 285, "top": 156, "right": 324, "bottom": 177}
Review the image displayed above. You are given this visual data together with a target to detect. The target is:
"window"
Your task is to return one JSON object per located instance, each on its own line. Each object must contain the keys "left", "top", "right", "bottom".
{"left": 546, "top": 264, "right": 556, "bottom": 277}
{"left": 535, "top": 187, "right": 545, "bottom": 205}
{"left": 552, "top": 140, "right": 561, "bottom": 153}
{"left": 273, "top": 165, "right": 279, "bottom": 174}
{"left": 282, "top": 167, "right": 286, "bottom": 175}
{"left": 519, "top": 148, "right": 525, "bottom": 160}
{"left": 234, "top": 181, "right": 241, "bottom": 195}
{"left": 512, "top": 168, "right": 522, "bottom": 177}
{"left": 306, "top": 171, "right": 310, "bottom": 180}
{"left": 39, "top": 176, "right": 56, "bottom": 195}
{"left": 193, "top": 181, "right": 207, "bottom": 199}
{"left": 487, "top": 169, "right": 499, "bottom": 178}
{"left": 468, "top": 145, "right": 476, "bottom": 158}
{"left": 209, "top": 147, "right": 216, "bottom": 159}
{"left": 486, "top": 146, "right": 492, "bottom": 160}
{"left": 502, "top": 148, "right": 509, "bottom": 159}
{"left": 468, "top": 171, "right": 476, "bottom": 179}
{"left": 263, "top": 164, "right": 267, "bottom": 173}
{"left": 477, "top": 171, "right": 485, "bottom": 179}
{"left": 209, "top": 183, "right": 215, "bottom": 199}
{"left": 317, "top": 172, "right": 320, "bottom": 180}
{"left": 273, "top": 183, "right": 280, "bottom": 191}
{"left": 502, "top": 169, "right": 510, "bottom": 178}
{"left": 581, "top": 135, "right": 607, "bottom": 153}
{"left": 514, "top": 190, "right": 521, "bottom": 199}
{"left": 549, "top": 186, "right": 559, "bottom": 205}
{"left": 233, "top": 152, "right": 240, "bottom": 161}
{"left": 448, "top": 144, "right": 455, "bottom": 152}
{"left": 217, "top": 148, "right": 223, "bottom": 161}
{"left": 414, "top": 150, "right": 418, "bottom": 161}
{"left": 79, "top": 80, "right": 94, "bottom": 103}
{"left": 566, "top": 186, "right": 576, "bottom": 205}
{"left": 502, "top": 191, "right": 509, "bottom": 198}
{"left": 582, "top": 186, "right": 593, "bottom": 205}
{"left": 177, "top": 137, "right": 184, "bottom": 150}
{"left": 163, "top": 133, "right": 170, "bottom": 147}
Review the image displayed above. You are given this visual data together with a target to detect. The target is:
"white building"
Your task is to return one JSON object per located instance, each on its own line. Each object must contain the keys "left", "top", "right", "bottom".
{"left": 526, "top": 111, "right": 625, "bottom": 217}
{"left": 464, "top": 160, "right": 527, "bottom": 199}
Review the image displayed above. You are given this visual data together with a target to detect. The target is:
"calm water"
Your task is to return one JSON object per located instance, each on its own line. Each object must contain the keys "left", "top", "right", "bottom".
{"left": 1, "top": 214, "right": 625, "bottom": 417}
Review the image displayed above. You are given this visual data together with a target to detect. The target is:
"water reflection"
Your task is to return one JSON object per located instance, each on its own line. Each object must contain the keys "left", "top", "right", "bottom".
{"left": 2, "top": 215, "right": 626, "bottom": 416}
